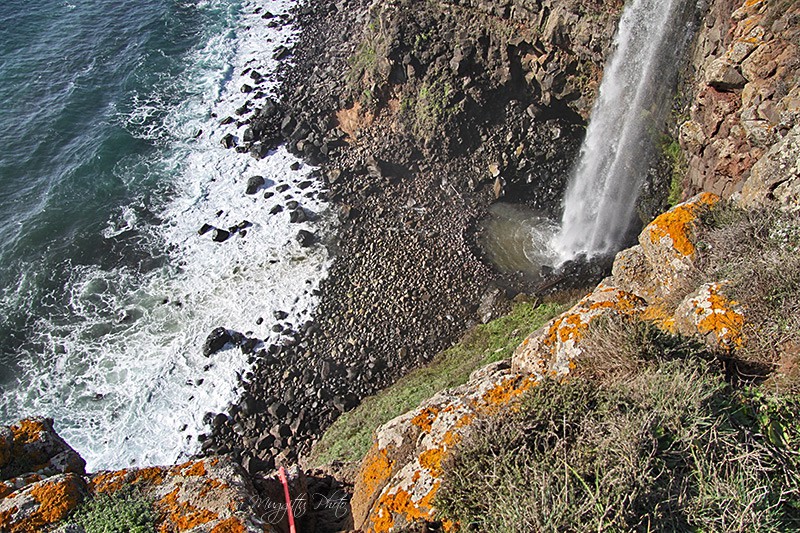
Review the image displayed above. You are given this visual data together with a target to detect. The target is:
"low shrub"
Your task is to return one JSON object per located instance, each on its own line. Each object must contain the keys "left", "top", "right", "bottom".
{"left": 67, "top": 486, "right": 156, "bottom": 533}
{"left": 696, "top": 203, "right": 800, "bottom": 385}
{"left": 437, "top": 353, "right": 800, "bottom": 532}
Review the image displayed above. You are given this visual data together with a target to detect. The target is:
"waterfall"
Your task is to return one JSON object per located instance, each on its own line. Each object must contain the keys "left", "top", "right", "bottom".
{"left": 554, "top": 0, "right": 699, "bottom": 261}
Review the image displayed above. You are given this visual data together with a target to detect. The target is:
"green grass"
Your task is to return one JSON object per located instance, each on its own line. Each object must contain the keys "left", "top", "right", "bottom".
{"left": 309, "top": 301, "right": 568, "bottom": 466}
{"left": 67, "top": 487, "right": 156, "bottom": 533}
{"left": 661, "top": 136, "right": 687, "bottom": 207}
{"left": 436, "top": 317, "right": 800, "bottom": 532}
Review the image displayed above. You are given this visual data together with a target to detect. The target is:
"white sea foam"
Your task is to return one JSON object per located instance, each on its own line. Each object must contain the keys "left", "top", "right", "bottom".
{"left": 1, "top": 0, "right": 332, "bottom": 471}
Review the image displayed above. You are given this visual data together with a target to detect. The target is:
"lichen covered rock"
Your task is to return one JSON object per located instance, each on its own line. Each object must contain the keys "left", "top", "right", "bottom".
{"left": 512, "top": 282, "right": 646, "bottom": 376}
{"left": 0, "top": 418, "right": 85, "bottom": 482}
{"left": 352, "top": 362, "right": 535, "bottom": 532}
{"left": 0, "top": 473, "right": 87, "bottom": 533}
{"left": 90, "top": 457, "right": 274, "bottom": 533}
{"left": 0, "top": 418, "right": 275, "bottom": 533}
{"left": 675, "top": 282, "right": 746, "bottom": 350}
{"left": 635, "top": 192, "right": 719, "bottom": 299}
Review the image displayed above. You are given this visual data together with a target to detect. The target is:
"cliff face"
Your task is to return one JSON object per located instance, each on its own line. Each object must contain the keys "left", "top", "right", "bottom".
{"left": 681, "top": 0, "right": 800, "bottom": 198}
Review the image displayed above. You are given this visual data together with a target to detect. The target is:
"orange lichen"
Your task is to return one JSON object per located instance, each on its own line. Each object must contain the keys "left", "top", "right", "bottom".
{"left": 453, "top": 413, "right": 474, "bottom": 430}
{"left": 479, "top": 376, "right": 537, "bottom": 410}
{"left": 642, "top": 305, "right": 677, "bottom": 333}
{"left": 647, "top": 193, "right": 718, "bottom": 257}
{"left": 28, "top": 475, "right": 84, "bottom": 523}
{"left": 358, "top": 446, "right": 394, "bottom": 503}
{"left": 90, "top": 466, "right": 166, "bottom": 494}
{"left": 198, "top": 478, "right": 226, "bottom": 498}
{"left": 0, "top": 507, "right": 17, "bottom": 529}
{"left": 177, "top": 460, "right": 207, "bottom": 477}
{"left": 157, "top": 486, "right": 218, "bottom": 532}
{"left": 442, "top": 518, "right": 459, "bottom": 532}
{"left": 210, "top": 517, "right": 246, "bottom": 533}
{"left": 9, "top": 419, "right": 48, "bottom": 445}
{"left": 418, "top": 448, "right": 446, "bottom": 478}
{"left": 694, "top": 286, "right": 745, "bottom": 349}
{"left": 370, "top": 482, "right": 441, "bottom": 533}
{"left": 410, "top": 407, "right": 440, "bottom": 432}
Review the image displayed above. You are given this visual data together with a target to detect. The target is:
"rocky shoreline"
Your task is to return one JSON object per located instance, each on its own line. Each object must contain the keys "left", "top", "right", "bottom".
{"left": 197, "top": 0, "right": 626, "bottom": 477}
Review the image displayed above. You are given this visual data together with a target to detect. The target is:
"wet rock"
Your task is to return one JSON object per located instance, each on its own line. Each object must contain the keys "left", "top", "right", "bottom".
{"left": 296, "top": 230, "right": 315, "bottom": 247}
{"left": 212, "top": 229, "right": 230, "bottom": 242}
{"left": 203, "top": 327, "right": 233, "bottom": 356}
{"left": 273, "top": 45, "right": 291, "bottom": 60}
{"left": 289, "top": 208, "right": 308, "bottom": 223}
{"left": 220, "top": 133, "right": 235, "bottom": 148}
{"left": 246, "top": 175, "right": 266, "bottom": 195}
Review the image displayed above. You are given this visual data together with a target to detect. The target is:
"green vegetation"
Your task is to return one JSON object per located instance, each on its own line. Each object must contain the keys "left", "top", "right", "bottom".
{"left": 410, "top": 80, "right": 456, "bottom": 139}
{"left": 437, "top": 314, "right": 800, "bottom": 532}
{"left": 67, "top": 487, "right": 156, "bottom": 533}
{"left": 661, "top": 135, "right": 687, "bottom": 207}
{"left": 309, "top": 301, "right": 568, "bottom": 466}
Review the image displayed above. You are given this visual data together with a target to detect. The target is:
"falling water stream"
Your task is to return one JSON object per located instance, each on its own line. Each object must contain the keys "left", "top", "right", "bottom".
{"left": 553, "top": 0, "right": 701, "bottom": 261}
{"left": 479, "top": 0, "right": 701, "bottom": 277}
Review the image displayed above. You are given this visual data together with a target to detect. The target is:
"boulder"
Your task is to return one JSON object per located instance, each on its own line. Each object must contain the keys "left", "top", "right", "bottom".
{"left": 0, "top": 418, "right": 85, "bottom": 481}
{"left": 705, "top": 58, "right": 747, "bottom": 90}
{"left": 203, "top": 327, "right": 233, "bottom": 356}
{"left": 212, "top": 229, "right": 230, "bottom": 243}
{"left": 246, "top": 175, "right": 266, "bottom": 195}
{"left": 0, "top": 473, "right": 87, "bottom": 532}
{"left": 740, "top": 124, "right": 800, "bottom": 212}
{"left": 89, "top": 457, "right": 276, "bottom": 533}
{"left": 296, "top": 230, "right": 315, "bottom": 247}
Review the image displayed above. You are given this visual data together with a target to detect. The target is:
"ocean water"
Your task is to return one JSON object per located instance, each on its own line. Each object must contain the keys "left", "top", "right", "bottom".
{"left": 0, "top": 0, "right": 331, "bottom": 471}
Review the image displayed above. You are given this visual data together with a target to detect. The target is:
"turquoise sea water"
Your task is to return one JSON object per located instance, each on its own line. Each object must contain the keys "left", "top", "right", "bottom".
{"left": 0, "top": 0, "right": 330, "bottom": 470}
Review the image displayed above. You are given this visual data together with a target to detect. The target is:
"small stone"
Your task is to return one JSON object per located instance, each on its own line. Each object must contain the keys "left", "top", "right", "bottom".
{"left": 246, "top": 175, "right": 266, "bottom": 195}
{"left": 212, "top": 229, "right": 230, "bottom": 242}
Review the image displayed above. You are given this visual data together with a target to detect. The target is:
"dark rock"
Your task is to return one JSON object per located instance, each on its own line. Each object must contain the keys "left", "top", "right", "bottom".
{"left": 240, "top": 338, "right": 259, "bottom": 354}
{"left": 289, "top": 208, "right": 308, "bottom": 223}
{"left": 290, "top": 161, "right": 302, "bottom": 171}
{"left": 212, "top": 229, "right": 230, "bottom": 242}
{"left": 241, "top": 84, "right": 253, "bottom": 93}
{"left": 269, "top": 205, "right": 284, "bottom": 215}
{"left": 198, "top": 223, "right": 213, "bottom": 235}
{"left": 273, "top": 310, "right": 289, "bottom": 320}
{"left": 220, "top": 133, "right": 235, "bottom": 149}
{"left": 246, "top": 175, "right": 266, "bottom": 195}
{"left": 243, "top": 127, "right": 258, "bottom": 143}
{"left": 273, "top": 45, "right": 292, "bottom": 60}
{"left": 212, "top": 413, "right": 229, "bottom": 428}
{"left": 203, "top": 327, "right": 233, "bottom": 356}
{"left": 296, "top": 230, "right": 315, "bottom": 247}
{"left": 220, "top": 116, "right": 235, "bottom": 125}
{"left": 268, "top": 403, "right": 289, "bottom": 418}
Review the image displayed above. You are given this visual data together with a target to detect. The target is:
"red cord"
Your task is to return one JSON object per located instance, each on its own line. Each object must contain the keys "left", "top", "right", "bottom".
{"left": 278, "top": 466, "right": 297, "bottom": 533}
